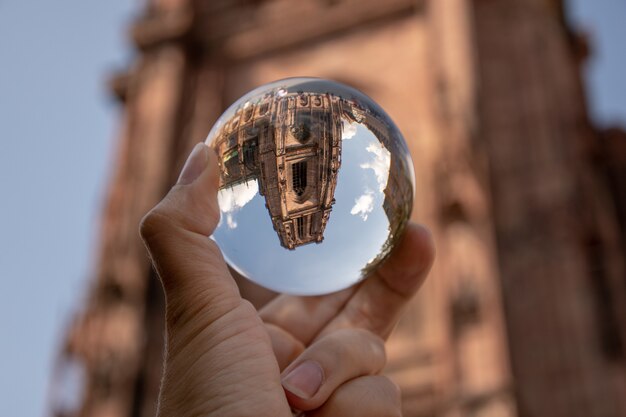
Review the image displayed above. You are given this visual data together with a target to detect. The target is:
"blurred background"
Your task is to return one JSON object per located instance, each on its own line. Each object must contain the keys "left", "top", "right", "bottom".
{"left": 1, "top": 1, "right": 625, "bottom": 416}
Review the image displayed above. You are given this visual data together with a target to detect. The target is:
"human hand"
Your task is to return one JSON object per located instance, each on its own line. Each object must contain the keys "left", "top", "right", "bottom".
{"left": 140, "top": 143, "right": 434, "bottom": 417}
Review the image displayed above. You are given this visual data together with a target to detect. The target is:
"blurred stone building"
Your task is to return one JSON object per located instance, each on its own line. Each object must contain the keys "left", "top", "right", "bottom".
{"left": 52, "top": 0, "right": 626, "bottom": 416}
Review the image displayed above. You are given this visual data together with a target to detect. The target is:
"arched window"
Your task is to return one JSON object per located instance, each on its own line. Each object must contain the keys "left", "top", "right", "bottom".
{"left": 296, "top": 217, "right": 305, "bottom": 238}
{"left": 292, "top": 161, "right": 307, "bottom": 197}
{"left": 243, "top": 139, "right": 258, "bottom": 168}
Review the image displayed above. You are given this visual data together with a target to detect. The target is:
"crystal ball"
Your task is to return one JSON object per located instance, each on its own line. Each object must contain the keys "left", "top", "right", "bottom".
{"left": 206, "top": 77, "right": 414, "bottom": 295}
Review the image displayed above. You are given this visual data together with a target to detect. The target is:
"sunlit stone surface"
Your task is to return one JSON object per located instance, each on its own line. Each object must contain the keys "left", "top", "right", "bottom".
{"left": 206, "top": 78, "right": 414, "bottom": 295}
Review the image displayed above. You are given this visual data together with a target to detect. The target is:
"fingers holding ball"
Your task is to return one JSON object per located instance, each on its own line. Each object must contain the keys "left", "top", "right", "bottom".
{"left": 305, "top": 375, "right": 402, "bottom": 417}
{"left": 281, "top": 328, "right": 387, "bottom": 411}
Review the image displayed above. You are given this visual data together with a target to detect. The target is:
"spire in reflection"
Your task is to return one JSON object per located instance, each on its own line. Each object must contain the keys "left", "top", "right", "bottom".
{"left": 214, "top": 90, "right": 350, "bottom": 249}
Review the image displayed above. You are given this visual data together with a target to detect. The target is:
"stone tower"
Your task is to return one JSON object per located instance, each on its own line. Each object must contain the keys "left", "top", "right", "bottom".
{"left": 53, "top": 1, "right": 626, "bottom": 417}
{"left": 212, "top": 90, "right": 344, "bottom": 249}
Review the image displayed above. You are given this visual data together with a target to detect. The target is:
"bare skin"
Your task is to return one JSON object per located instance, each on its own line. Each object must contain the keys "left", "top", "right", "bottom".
{"left": 140, "top": 143, "right": 435, "bottom": 417}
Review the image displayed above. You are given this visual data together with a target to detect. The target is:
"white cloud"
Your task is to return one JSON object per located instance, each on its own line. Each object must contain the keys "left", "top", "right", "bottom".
{"left": 217, "top": 179, "right": 259, "bottom": 229}
{"left": 226, "top": 214, "right": 237, "bottom": 229}
{"left": 350, "top": 191, "right": 375, "bottom": 221}
{"left": 360, "top": 141, "right": 391, "bottom": 192}
{"left": 342, "top": 119, "right": 357, "bottom": 140}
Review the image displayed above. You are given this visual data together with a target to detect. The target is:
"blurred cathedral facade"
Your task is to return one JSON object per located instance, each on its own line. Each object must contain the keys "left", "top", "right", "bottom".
{"left": 52, "top": 1, "right": 626, "bottom": 416}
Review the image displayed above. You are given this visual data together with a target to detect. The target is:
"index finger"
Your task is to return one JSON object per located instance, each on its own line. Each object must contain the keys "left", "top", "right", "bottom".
{"left": 316, "top": 223, "right": 434, "bottom": 340}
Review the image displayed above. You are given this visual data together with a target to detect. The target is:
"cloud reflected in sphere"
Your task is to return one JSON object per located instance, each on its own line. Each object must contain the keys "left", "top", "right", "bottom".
{"left": 206, "top": 78, "right": 415, "bottom": 295}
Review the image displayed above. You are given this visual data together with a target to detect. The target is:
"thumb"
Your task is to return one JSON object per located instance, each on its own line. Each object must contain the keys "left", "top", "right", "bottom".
{"left": 139, "top": 142, "right": 240, "bottom": 324}
{"left": 141, "top": 143, "right": 292, "bottom": 417}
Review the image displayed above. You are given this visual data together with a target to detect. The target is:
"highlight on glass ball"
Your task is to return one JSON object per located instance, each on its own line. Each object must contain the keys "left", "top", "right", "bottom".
{"left": 205, "top": 77, "right": 415, "bottom": 295}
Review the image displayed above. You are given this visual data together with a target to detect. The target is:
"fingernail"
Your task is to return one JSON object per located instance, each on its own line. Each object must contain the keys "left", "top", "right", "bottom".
{"left": 177, "top": 143, "right": 208, "bottom": 185}
{"left": 282, "top": 361, "right": 324, "bottom": 399}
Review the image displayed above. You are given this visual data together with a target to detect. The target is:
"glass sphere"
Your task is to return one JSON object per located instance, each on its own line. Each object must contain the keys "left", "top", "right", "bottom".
{"left": 206, "top": 77, "right": 414, "bottom": 295}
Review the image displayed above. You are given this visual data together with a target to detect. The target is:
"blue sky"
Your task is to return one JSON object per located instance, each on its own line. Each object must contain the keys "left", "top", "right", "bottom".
{"left": 0, "top": 1, "right": 623, "bottom": 416}
{"left": 567, "top": 0, "right": 626, "bottom": 126}
{"left": 0, "top": 1, "right": 136, "bottom": 415}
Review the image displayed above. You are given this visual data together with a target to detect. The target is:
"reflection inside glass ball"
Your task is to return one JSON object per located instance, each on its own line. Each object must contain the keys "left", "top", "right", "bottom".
{"left": 206, "top": 78, "right": 414, "bottom": 295}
